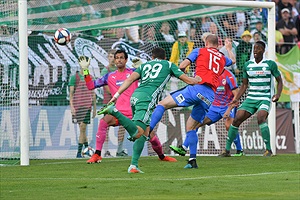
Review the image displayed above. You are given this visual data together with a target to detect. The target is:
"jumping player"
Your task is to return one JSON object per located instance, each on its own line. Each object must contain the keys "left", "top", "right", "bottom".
{"left": 150, "top": 34, "right": 236, "bottom": 168}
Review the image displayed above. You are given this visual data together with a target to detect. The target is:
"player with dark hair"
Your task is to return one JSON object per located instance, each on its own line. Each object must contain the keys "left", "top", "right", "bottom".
{"left": 98, "top": 47, "right": 201, "bottom": 173}
{"left": 80, "top": 49, "right": 176, "bottom": 163}
{"left": 150, "top": 34, "right": 236, "bottom": 168}
{"left": 220, "top": 41, "right": 283, "bottom": 157}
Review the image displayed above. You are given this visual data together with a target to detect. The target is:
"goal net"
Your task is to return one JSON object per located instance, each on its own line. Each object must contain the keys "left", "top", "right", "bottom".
{"left": 0, "top": 0, "right": 278, "bottom": 162}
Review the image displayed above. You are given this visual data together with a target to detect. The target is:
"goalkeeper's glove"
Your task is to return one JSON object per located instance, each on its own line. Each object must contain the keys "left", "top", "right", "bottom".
{"left": 132, "top": 58, "right": 143, "bottom": 68}
{"left": 78, "top": 55, "right": 91, "bottom": 68}
{"left": 78, "top": 56, "right": 91, "bottom": 76}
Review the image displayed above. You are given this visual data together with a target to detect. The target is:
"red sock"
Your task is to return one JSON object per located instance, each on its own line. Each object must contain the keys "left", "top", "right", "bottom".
{"left": 150, "top": 135, "right": 164, "bottom": 157}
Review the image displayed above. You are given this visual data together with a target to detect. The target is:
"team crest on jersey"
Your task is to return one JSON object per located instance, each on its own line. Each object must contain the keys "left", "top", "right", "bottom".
{"left": 130, "top": 97, "right": 138, "bottom": 106}
{"left": 222, "top": 79, "right": 226, "bottom": 85}
{"left": 262, "top": 67, "right": 266, "bottom": 71}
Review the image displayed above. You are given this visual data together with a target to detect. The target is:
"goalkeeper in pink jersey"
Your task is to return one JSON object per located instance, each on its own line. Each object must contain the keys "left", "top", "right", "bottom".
{"left": 79, "top": 49, "right": 176, "bottom": 163}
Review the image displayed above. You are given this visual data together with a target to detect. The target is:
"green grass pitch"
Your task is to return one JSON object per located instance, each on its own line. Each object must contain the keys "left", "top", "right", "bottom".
{"left": 1, "top": 155, "right": 299, "bottom": 200}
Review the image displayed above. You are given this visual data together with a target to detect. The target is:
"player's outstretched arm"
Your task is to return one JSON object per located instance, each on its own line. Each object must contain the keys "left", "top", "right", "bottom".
{"left": 78, "top": 55, "right": 91, "bottom": 74}
{"left": 178, "top": 74, "right": 200, "bottom": 85}
{"left": 179, "top": 59, "right": 191, "bottom": 73}
{"left": 78, "top": 56, "right": 108, "bottom": 90}
{"left": 225, "top": 40, "right": 236, "bottom": 64}
{"left": 78, "top": 56, "right": 94, "bottom": 89}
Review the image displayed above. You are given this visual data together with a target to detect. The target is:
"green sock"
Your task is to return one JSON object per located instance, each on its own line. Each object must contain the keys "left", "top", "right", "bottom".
{"left": 131, "top": 135, "right": 147, "bottom": 167}
{"left": 84, "top": 142, "right": 88, "bottom": 148}
{"left": 77, "top": 143, "right": 83, "bottom": 154}
{"left": 111, "top": 110, "right": 138, "bottom": 137}
{"left": 259, "top": 122, "right": 271, "bottom": 150}
{"left": 225, "top": 125, "right": 239, "bottom": 150}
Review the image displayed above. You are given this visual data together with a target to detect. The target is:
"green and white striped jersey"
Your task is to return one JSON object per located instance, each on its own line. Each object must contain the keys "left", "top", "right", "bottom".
{"left": 243, "top": 59, "right": 281, "bottom": 101}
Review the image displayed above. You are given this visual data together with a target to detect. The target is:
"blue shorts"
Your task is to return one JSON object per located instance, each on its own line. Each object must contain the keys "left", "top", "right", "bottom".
{"left": 206, "top": 105, "right": 236, "bottom": 125}
{"left": 171, "top": 84, "right": 215, "bottom": 123}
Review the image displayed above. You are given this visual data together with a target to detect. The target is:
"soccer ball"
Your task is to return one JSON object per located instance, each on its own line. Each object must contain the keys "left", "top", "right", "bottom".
{"left": 54, "top": 28, "right": 71, "bottom": 45}
{"left": 82, "top": 146, "right": 95, "bottom": 158}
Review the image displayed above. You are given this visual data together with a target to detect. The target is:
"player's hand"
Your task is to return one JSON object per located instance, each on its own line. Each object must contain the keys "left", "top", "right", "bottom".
{"left": 225, "top": 39, "right": 232, "bottom": 50}
{"left": 272, "top": 94, "right": 280, "bottom": 102}
{"left": 78, "top": 56, "right": 91, "bottom": 69}
{"left": 108, "top": 97, "right": 117, "bottom": 104}
{"left": 132, "top": 58, "right": 143, "bottom": 68}
{"left": 223, "top": 110, "right": 230, "bottom": 119}
{"left": 229, "top": 99, "right": 239, "bottom": 107}
{"left": 234, "top": 68, "right": 240, "bottom": 75}
{"left": 195, "top": 75, "right": 202, "bottom": 83}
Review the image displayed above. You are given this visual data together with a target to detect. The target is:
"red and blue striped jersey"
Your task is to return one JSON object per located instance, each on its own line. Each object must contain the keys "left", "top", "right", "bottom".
{"left": 187, "top": 47, "right": 232, "bottom": 92}
{"left": 212, "top": 69, "right": 238, "bottom": 107}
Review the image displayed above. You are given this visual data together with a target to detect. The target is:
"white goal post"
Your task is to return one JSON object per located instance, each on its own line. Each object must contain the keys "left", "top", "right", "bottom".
{"left": 19, "top": 0, "right": 29, "bottom": 166}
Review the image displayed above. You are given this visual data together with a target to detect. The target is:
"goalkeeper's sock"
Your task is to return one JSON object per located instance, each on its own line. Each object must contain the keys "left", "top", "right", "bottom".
{"left": 149, "top": 135, "right": 164, "bottom": 158}
{"left": 149, "top": 105, "right": 165, "bottom": 133}
{"left": 110, "top": 109, "right": 138, "bottom": 137}
{"left": 84, "top": 142, "right": 89, "bottom": 148}
{"left": 95, "top": 150, "right": 101, "bottom": 156}
{"left": 259, "top": 122, "right": 271, "bottom": 150}
{"left": 131, "top": 135, "right": 147, "bottom": 166}
{"left": 187, "top": 130, "right": 198, "bottom": 159}
{"left": 233, "top": 133, "right": 242, "bottom": 151}
{"left": 96, "top": 119, "right": 108, "bottom": 151}
{"left": 77, "top": 143, "right": 84, "bottom": 154}
{"left": 225, "top": 125, "right": 239, "bottom": 151}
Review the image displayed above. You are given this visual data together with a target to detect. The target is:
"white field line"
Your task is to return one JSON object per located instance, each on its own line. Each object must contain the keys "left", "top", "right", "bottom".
{"left": 0, "top": 157, "right": 131, "bottom": 167}
{"left": 1, "top": 171, "right": 299, "bottom": 181}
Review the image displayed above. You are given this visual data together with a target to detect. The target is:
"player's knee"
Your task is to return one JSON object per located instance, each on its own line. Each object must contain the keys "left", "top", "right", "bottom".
{"left": 232, "top": 118, "right": 242, "bottom": 127}
{"left": 158, "top": 96, "right": 176, "bottom": 109}
{"left": 257, "top": 118, "right": 267, "bottom": 125}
